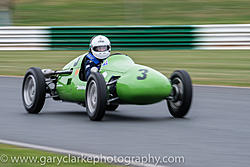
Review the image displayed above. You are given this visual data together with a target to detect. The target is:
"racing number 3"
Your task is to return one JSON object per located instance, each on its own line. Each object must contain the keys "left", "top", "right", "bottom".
{"left": 137, "top": 69, "right": 148, "bottom": 80}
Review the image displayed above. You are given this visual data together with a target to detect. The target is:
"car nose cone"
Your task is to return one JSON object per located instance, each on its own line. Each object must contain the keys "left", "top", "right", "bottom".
{"left": 116, "top": 65, "right": 172, "bottom": 104}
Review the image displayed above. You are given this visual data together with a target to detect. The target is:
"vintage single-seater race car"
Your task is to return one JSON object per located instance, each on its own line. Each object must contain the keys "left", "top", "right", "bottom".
{"left": 22, "top": 53, "right": 192, "bottom": 121}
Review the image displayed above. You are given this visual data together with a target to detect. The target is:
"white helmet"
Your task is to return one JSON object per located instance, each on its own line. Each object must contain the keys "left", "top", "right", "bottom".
{"left": 90, "top": 35, "right": 111, "bottom": 60}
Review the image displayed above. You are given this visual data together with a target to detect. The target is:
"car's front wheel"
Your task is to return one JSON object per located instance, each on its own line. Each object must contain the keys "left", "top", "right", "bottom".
{"left": 22, "top": 67, "right": 46, "bottom": 114}
{"left": 167, "top": 70, "right": 192, "bottom": 118}
{"left": 85, "top": 72, "right": 107, "bottom": 121}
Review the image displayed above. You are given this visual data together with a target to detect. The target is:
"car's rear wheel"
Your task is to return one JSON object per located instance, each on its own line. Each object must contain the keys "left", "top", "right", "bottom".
{"left": 22, "top": 67, "right": 46, "bottom": 114}
{"left": 167, "top": 70, "right": 192, "bottom": 118}
{"left": 85, "top": 72, "right": 107, "bottom": 121}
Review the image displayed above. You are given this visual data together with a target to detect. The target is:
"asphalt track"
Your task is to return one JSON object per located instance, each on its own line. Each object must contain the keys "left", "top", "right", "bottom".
{"left": 0, "top": 76, "right": 250, "bottom": 167}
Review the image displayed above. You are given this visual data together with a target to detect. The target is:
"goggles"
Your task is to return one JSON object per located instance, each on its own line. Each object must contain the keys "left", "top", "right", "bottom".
{"left": 93, "top": 45, "right": 110, "bottom": 52}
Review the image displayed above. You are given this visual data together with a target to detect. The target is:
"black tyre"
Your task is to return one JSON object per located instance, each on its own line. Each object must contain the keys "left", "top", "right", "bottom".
{"left": 106, "top": 104, "right": 119, "bottom": 111}
{"left": 85, "top": 72, "right": 107, "bottom": 121}
{"left": 22, "top": 67, "right": 46, "bottom": 114}
{"left": 167, "top": 70, "right": 192, "bottom": 118}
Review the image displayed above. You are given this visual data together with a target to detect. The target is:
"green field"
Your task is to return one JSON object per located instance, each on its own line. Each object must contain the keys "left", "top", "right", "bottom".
{"left": 13, "top": 0, "right": 250, "bottom": 26}
{"left": 0, "top": 143, "right": 119, "bottom": 167}
{"left": 0, "top": 50, "right": 249, "bottom": 87}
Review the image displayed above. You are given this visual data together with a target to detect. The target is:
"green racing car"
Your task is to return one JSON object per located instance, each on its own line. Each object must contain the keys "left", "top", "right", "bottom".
{"left": 22, "top": 53, "right": 192, "bottom": 121}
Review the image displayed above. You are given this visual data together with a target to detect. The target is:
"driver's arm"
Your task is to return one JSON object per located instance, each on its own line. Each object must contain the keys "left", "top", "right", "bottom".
{"left": 84, "top": 60, "right": 101, "bottom": 80}
{"left": 84, "top": 60, "right": 95, "bottom": 80}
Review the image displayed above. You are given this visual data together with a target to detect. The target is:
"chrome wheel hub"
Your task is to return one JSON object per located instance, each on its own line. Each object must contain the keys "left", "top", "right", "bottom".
{"left": 23, "top": 75, "right": 36, "bottom": 107}
{"left": 169, "top": 78, "right": 184, "bottom": 108}
{"left": 87, "top": 80, "right": 98, "bottom": 113}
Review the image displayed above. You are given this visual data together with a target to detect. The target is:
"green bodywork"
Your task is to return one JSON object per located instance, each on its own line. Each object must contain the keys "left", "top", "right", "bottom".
{"left": 56, "top": 54, "right": 172, "bottom": 104}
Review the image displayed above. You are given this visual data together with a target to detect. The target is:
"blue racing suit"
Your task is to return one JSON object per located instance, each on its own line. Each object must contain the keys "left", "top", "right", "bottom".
{"left": 84, "top": 52, "right": 103, "bottom": 80}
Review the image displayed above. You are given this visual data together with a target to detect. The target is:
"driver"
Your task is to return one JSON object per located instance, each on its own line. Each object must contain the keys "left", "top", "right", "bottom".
{"left": 83, "top": 35, "right": 111, "bottom": 80}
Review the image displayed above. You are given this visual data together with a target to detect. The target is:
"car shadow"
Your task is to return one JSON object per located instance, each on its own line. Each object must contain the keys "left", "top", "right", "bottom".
{"left": 106, "top": 111, "right": 191, "bottom": 122}
{"left": 37, "top": 111, "right": 87, "bottom": 120}
{"left": 36, "top": 110, "right": 190, "bottom": 123}
{"left": 104, "top": 113, "right": 174, "bottom": 122}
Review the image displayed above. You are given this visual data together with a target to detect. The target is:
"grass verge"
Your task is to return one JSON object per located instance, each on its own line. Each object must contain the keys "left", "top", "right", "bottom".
{"left": 13, "top": 0, "right": 250, "bottom": 25}
{"left": 0, "top": 50, "right": 249, "bottom": 87}
{"left": 0, "top": 143, "right": 119, "bottom": 167}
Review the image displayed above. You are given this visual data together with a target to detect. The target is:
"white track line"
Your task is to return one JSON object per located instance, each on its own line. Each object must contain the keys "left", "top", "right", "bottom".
{"left": 0, "top": 139, "right": 167, "bottom": 167}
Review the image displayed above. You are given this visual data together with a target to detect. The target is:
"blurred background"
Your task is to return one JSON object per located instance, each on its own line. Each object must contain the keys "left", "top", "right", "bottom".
{"left": 1, "top": 0, "right": 250, "bottom": 26}
{"left": 0, "top": 0, "right": 250, "bottom": 86}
